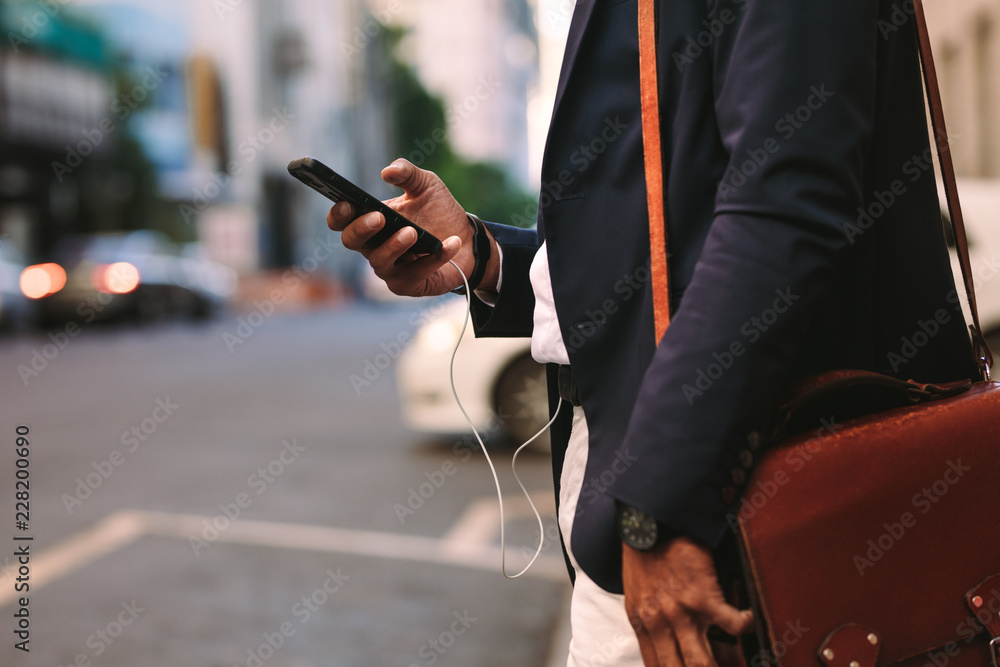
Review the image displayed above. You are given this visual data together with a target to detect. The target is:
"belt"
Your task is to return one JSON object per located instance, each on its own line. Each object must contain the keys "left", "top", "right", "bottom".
{"left": 557, "top": 365, "right": 582, "bottom": 407}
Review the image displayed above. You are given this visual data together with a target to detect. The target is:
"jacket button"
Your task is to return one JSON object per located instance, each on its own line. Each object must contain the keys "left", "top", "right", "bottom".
{"left": 740, "top": 450, "right": 753, "bottom": 468}
{"left": 747, "top": 431, "right": 760, "bottom": 451}
{"left": 721, "top": 486, "right": 738, "bottom": 505}
{"left": 731, "top": 468, "right": 746, "bottom": 485}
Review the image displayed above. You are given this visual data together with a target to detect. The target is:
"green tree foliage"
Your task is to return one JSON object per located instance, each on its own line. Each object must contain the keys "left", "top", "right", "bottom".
{"left": 380, "top": 24, "right": 537, "bottom": 228}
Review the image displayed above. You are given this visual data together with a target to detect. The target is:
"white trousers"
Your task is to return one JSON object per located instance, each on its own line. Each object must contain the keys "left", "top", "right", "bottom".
{"left": 559, "top": 406, "right": 644, "bottom": 667}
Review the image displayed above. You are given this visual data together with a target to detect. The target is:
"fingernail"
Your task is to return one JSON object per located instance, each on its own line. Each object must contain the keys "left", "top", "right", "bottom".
{"left": 384, "top": 165, "right": 404, "bottom": 185}
{"left": 336, "top": 201, "right": 352, "bottom": 217}
{"left": 444, "top": 236, "right": 462, "bottom": 252}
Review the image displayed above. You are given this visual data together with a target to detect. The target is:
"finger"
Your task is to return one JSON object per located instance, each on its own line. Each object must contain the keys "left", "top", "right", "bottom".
{"left": 671, "top": 611, "right": 716, "bottom": 667}
{"left": 633, "top": 625, "right": 661, "bottom": 667}
{"left": 339, "top": 211, "right": 385, "bottom": 253}
{"left": 643, "top": 600, "right": 685, "bottom": 667}
{"left": 381, "top": 159, "right": 440, "bottom": 197}
{"left": 705, "top": 601, "right": 754, "bottom": 638}
{"left": 327, "top": 201, "right": 356, "bottom": 231}
{"left": 367, "top": 225, "right": 422, "bottom": 270}
{"left": 628, "top": 608, "right": 661, "bottom": 667}
{"left": 381, "top": 236, "right": 463, "bottom": 295}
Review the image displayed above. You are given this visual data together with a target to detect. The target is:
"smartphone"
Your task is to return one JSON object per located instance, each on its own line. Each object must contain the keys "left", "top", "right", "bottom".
{"left": 287, "top": 157, "right": 442, "bottom": 255}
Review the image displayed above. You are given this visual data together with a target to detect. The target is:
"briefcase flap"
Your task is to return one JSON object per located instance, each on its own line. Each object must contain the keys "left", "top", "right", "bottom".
{"left": 738, "top": 380, "right": 1000, "bottom": 666}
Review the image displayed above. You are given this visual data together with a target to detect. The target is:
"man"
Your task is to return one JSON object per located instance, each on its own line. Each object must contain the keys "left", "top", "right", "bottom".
{"left": 329, "top": 0, "right": 979, "bottom": 664}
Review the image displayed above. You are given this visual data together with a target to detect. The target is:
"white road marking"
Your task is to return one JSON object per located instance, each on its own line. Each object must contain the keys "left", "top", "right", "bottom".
{"left": 140, "top": 510, "right": 566, "bottom": 580}
{"left": 442, "top": 491, "right": 556, "bottom": 561}
{"left": 0, "top": 504, "right": 567, "bottom": 608}
{"left": 0, "top": 510, "right": 145, "bottom": 608}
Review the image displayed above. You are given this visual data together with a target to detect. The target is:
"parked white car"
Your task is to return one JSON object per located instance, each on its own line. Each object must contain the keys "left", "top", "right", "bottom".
{"left": 396, "top": 297, "right": 549, "bottom": 448}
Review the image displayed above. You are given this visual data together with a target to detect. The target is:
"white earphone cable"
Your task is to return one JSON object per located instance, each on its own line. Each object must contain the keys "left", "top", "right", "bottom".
{"left": 447, "top": 259, "right": 563, "bottom": 578}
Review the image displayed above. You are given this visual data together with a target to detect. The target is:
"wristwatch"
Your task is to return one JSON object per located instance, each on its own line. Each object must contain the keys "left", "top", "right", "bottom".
{"left": 452, "top": 213, "right": 491, "bottom": 295}
{"left": 617, "top": 503, "right": 664, "bottom": 551}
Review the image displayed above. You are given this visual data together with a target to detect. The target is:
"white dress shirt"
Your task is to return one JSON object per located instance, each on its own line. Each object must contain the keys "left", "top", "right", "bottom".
{"left": 529, "top": 241, "right": 571, "bottom": 365}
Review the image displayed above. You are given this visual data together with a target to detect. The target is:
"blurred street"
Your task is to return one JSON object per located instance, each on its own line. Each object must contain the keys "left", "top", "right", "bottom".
{"left": 0, "top": 303, "right": 570, "bottom": 667}
{"left": 1, "top": 0, "right": 998, "bottom": 665}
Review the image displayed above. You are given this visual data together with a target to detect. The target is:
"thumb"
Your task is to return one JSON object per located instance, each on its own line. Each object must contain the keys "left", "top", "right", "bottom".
{"left": 382, "top": 159, "right": 436, "bottom": 195}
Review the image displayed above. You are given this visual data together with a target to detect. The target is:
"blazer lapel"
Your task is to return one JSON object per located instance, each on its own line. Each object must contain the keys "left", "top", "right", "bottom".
{"left": 549, "top": 0, "right": 597, "bottom": 125}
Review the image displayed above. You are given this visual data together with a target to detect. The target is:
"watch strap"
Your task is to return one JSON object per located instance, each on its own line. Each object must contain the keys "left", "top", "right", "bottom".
{"left": 454, "top": 213, "right": 491, "bottom": 294}
{"left": 466, "top": 213, "right": 490, "bottom": 291}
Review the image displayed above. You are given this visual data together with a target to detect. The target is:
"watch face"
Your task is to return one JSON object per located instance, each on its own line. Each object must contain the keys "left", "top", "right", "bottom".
{"left": 619, "top": 506, "right": 658, "bottom": 551}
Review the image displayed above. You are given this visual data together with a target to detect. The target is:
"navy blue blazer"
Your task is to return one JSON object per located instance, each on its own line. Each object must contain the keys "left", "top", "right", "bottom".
{"left": 472, "top": 0, "right": 980, "bottom": 594}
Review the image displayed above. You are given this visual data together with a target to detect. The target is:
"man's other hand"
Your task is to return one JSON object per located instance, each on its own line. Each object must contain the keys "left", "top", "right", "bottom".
{"left": 326, "top": 159, "right": 498, "bottom": 298}
{"left": 623, "top": 537, "right": 754, "bottom": 667}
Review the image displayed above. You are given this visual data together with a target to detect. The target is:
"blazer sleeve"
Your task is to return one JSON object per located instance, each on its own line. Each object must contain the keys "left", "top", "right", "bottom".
{"left": 469, "top": 221, "right": 540, "bottom": 338}
{"left": 607, "top": 0, "right": 881, "bottom": 548}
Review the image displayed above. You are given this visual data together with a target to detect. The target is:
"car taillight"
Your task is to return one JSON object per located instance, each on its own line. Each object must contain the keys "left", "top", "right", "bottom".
{"left": 19, "top": 263, "right": 67, "bottom": 299}
{"left": 92, "top": 262, "right": 141, "bottom": 294}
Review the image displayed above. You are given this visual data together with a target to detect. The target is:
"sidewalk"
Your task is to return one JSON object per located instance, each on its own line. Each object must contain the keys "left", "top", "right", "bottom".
{"left": 232, "top": 270, "right": 354, "bottom": 312}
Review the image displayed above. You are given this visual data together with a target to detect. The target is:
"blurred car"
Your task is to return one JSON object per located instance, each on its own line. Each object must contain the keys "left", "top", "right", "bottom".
{"left": 27, "top": 231, "right": 236, "bottom": 325}
{"left": 0, "top": 239, "right": 33, "bottom": 331}
{"left": 397, "top": 297, "right": 550, "bottom": 448}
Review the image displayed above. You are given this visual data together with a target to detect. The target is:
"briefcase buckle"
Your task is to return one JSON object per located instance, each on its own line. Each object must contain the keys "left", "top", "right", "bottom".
{"left": 990, "top": 637, "right": 1000, "bottom": 667}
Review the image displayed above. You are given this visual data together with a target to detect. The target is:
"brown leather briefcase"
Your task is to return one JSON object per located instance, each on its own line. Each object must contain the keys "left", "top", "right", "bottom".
{"left": 737, "top": 372, "right": 1000, "bottom": 667}
{"left": 733, "top": 3, "right": 1000, "bottom": 665}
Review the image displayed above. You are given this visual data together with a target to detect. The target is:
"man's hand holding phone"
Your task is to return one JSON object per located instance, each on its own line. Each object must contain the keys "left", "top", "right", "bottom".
{"left": 326, "top": 159, "right": 499, "bottom": 298}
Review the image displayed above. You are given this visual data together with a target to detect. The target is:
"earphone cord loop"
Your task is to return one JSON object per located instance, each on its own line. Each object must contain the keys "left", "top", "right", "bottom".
{"left": 447, "top": 260, "right": 563, "bottom": 579}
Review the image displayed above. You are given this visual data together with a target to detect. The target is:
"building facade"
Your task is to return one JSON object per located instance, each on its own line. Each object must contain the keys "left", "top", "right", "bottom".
{"left": 924, "top": 0, "right": 1000, "bottom": 179}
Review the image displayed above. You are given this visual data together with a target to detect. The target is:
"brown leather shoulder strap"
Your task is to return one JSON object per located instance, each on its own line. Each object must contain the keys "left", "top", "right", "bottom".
{"left": 638, "top": 0, "right": 670, "bottom": 344}
{"left": 912, "top": 0, "right": 992, "bottom": 378}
